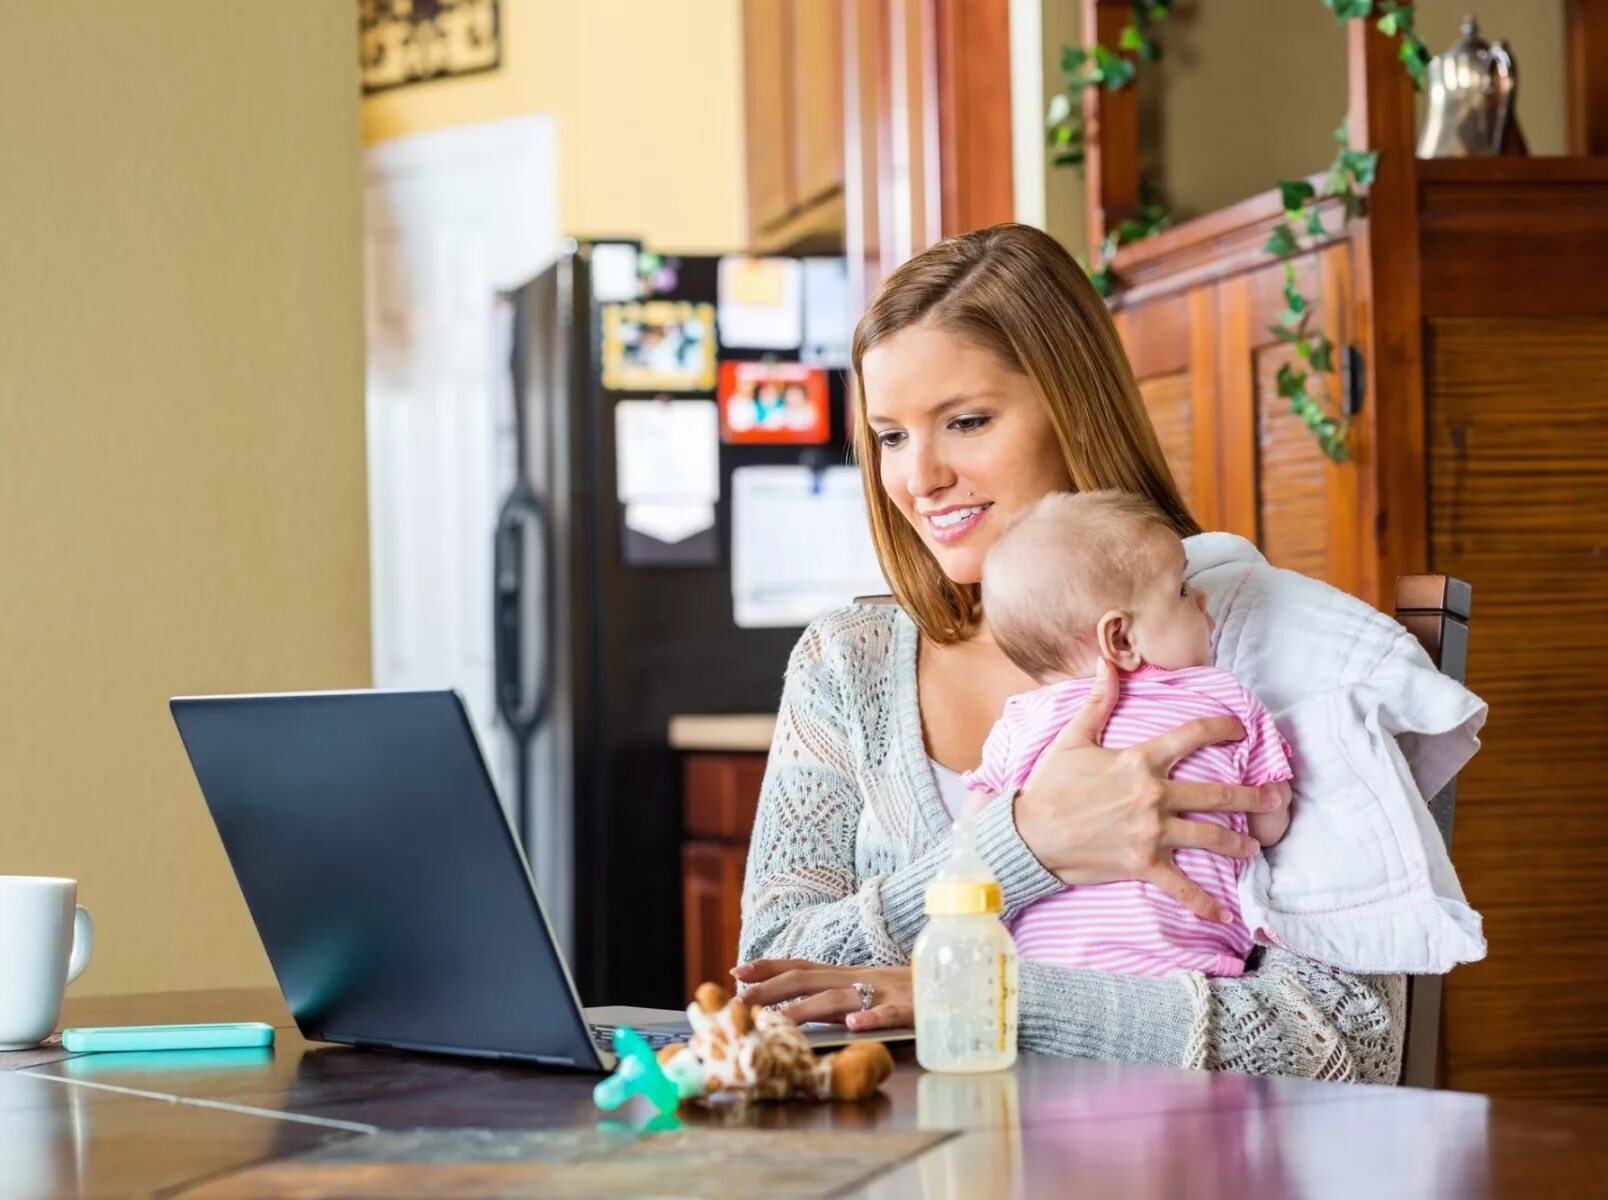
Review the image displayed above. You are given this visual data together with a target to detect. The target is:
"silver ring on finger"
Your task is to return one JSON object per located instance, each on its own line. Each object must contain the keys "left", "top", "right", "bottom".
{"left": 852, "top": 980, "right": 876, "bottom": 1012}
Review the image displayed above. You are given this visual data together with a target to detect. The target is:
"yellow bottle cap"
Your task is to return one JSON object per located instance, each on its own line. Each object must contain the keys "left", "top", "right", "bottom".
{"left": 924, "top": 879, "right": 1004, "bottom": 916}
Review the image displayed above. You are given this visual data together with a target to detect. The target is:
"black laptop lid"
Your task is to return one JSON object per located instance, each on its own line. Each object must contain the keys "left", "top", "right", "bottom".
{"left": 170, "top": 690, "right": 601, "bottom": 1068}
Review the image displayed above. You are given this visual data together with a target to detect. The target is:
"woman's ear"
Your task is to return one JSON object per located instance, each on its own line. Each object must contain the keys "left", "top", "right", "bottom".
{"left": 1096, "top": 610, "right": 1141, "bottom": 671}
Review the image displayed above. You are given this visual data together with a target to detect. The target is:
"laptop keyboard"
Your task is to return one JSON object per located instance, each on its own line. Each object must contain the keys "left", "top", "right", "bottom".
{"left": 589, "top": 1024, "right": 683, "bottom": 1053}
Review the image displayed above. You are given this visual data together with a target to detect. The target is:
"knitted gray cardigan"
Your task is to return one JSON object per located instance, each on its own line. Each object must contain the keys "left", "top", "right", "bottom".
{"left": 739, "top": 604, "right": 1405, "bottom": 1082}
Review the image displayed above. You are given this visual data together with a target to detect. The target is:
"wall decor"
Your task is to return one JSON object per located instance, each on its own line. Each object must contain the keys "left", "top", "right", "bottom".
{"left": 360, "top": 0, "right": 501, "bottom": 94}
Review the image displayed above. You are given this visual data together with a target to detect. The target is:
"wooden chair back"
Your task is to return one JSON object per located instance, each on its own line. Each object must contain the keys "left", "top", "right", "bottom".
{"left": 1393, "top": 574, "right": 1473, "bottom": 1089}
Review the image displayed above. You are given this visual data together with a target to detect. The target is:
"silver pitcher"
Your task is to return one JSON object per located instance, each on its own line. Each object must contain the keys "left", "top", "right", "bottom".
{"left": 1417, "top": 15, "right": 1526, "bottom": 157}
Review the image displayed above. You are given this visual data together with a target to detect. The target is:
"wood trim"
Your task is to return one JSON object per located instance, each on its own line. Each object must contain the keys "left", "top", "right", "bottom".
{"left": 1567, "top": 0, "right": 1608, "bottom": 156}
{"left": 1346, "top": 19, "right": 1425, "bottom": 613}
{"left": 935, "top": 0, "right": 1014, "bottom": 236}
{"left": 1186, "top": 287, "right": 1222, "bottom": 532}
{"left": 842, "top": 0, "right": 884, "bottom": 310}
{"left": 1081, "top": 0, "right": 1140, "bottom": 252}
{"left": 1318, "top": 242, "right": 1362, "bottom": 598}
{"left": 1418, "top": 164, "right": 1608, "bottom": 320}
{"left": 1107, "top": 178, "right": 1351, "bottom": 310}
{"left": 1416, "top": 157, "right": 1608, "bottom": 186}
{"left": 1214, "top": 275, "right": 1259, "bottom": 543}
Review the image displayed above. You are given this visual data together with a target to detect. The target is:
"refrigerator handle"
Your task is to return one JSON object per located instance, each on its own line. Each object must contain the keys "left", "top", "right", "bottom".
{"left": 493, "top": 483, "right": 553, "bottom": 739}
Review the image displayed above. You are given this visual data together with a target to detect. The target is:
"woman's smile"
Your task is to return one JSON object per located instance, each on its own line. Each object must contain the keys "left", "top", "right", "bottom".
{"left": 922, "top": 501, "right": 993, "bottom": 542}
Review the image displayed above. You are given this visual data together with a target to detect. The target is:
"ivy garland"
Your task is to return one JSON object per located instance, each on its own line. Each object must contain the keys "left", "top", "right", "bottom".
{"left": 1046, "top": 1, "right": 1433, "bottom": 463}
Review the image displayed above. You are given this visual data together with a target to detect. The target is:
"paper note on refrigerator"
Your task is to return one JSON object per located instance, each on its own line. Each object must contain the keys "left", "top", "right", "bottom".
{"left": 718, "top": 256, "right": 803, "bottom": 349}
{"left": 732, "top": 465, "right": 889, "bottom": 628}
{"left": 615, "top": 399, "right": 719, "bottom": 551}
{"left": 801, "top": 257, "right": 851, "bottom": 368}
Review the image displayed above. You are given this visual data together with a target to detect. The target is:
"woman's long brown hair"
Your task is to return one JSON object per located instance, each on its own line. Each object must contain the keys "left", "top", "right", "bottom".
{"left": 851, "top": 222, "right": 1198, "bottom": 643}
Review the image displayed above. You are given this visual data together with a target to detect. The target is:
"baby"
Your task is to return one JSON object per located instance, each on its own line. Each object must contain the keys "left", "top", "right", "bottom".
{"left": 963, "top": 490, "right": 1293, "bottom": 978}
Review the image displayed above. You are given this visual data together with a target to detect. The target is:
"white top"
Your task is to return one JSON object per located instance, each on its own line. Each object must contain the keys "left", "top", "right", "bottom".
{"left": 928, "top": 758, "right": 974, "bottom": 821}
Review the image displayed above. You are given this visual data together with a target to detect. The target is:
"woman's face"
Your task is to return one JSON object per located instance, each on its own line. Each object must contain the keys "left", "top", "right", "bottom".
{"left": 862, "top": 324, "right": 1073, "bottom": 586}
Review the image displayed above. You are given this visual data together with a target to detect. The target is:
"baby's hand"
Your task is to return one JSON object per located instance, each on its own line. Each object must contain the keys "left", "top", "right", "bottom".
{"left": 1247, "top": 780, "right": 1292, "bottom": 848}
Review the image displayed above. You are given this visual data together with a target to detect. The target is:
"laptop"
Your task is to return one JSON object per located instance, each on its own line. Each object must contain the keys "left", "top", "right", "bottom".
{"left": 170, "top": 689, "right": 909, "bottom": 1071}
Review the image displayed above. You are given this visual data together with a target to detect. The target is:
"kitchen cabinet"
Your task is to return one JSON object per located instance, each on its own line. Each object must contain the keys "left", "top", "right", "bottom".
{"left": 680, "top": 752, "right": 766, "bottom": 995}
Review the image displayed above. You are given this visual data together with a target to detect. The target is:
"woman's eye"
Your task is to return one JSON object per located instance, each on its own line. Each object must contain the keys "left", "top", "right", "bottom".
{"left": 950, "top": 415, "right": 990, "bottom": 434}
{"left": 876, "top": 431, "right": 905, "bottom": 449}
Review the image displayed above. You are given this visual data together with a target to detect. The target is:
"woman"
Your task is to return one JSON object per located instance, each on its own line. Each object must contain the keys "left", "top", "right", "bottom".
{"left": 734, "top": 224, "right": 1404, "bottom": 1082}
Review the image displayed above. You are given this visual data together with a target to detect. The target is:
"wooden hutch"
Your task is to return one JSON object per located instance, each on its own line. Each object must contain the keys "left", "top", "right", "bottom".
{"left": 690, "top": 0, "right": 1608, "bottom": 1105}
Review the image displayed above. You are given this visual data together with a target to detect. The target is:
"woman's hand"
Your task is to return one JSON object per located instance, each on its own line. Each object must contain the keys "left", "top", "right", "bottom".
{"left": 1014, "top": 659, "right": 1283, "bottom": 924}
{"left": 730, "top": 960, "right": 913, "bottom": 1032}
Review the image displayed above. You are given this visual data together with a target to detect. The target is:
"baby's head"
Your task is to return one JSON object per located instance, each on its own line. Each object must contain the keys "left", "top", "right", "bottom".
{"left": 981, "top": 490, "right": 1212, "bottom": 682}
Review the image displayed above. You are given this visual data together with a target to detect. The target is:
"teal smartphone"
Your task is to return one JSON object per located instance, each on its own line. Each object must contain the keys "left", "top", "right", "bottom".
{"left": 61, "top": 1022, "right": 276, "bottom": 1054}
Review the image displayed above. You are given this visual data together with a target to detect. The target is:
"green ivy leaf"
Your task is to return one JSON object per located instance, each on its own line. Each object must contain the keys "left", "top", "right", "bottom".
{"left": 1325, "top": 0, "right": 1373, "bottom": 20}
{"left": 1308, "top": 337, "right": 1336, "bottom": 372}
{"left": 1277, "top": 363, "right": 1304, "bottom": 396}
{"left": 1105, "top": 58, "right": 1137, "bottom": 90}
{"left": 1264, "top": 224, "right": 1299, "bottom": 257}
{"left": 1341, "top": 149, "right": 1379, "bottom": 186}
{"left": 1061, "top": 46, "right": 1088, "bottom": 74}
{"left": 1306, "top": 208, "right": 1327, "bottom": 237}
{"left": 1277, "top": 308, "right": 1308, "bottom": 329}
{"left": 1269, "top": 323, "right": 1301, "bottom": 344}
{"left": 1278, "top": 180, "right": 1316, "bottom": 215}
{"left": 1120, "top": 25, "right": 1144, "bottom": 52}
{"left": 1341, "top": 188, "right": 1363, "bottom": 219}
{"left": 1282, "top": 275, "right": 1308, "bottom": 316}
{"left": 1382, "top": 4, "right": 1415, "bottom": 34}
{"left": 1333, "top": 120, "right": 1350, "bottom": 144}
{"left": 1377, "top": 11, "right": 1399, "bottom": 35}
{"left": 1053, "top": 150, "right": 1086, "bottom": 167}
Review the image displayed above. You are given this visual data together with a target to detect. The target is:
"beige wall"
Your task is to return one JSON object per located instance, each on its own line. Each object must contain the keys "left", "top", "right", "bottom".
{"left": 364, "top": 0, "right": 747, "bottom": 252}
{"left": 0, "top": 3, "right": 370, "bottom": 994}
{"left": 1041, "top": 1, "right": 1567, "bottom": 245}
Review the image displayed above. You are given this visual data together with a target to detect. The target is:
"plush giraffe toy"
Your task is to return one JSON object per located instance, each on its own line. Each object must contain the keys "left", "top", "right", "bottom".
{"left": 654, "top": 982, "right": 894, "bottom": 1105}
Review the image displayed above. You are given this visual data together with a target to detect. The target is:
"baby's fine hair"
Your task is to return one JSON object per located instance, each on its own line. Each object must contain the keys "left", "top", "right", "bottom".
{"left": 982, "top": 490, "right": 1177, "bottom": 681}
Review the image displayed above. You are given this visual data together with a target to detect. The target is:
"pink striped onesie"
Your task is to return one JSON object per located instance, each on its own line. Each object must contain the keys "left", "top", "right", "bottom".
{"left": 963, "top": 665, "right": 1293, "bottom": 978}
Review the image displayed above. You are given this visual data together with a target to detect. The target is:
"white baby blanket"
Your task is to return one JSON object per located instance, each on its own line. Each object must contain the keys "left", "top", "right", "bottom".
{"left": 1185, "top": 533, "right": 1487, "bottom": 974}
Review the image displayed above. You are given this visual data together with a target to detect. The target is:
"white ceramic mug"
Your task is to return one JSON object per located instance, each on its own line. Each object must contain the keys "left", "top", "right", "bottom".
{"left": 0, "top": 877, "right": 93, "bottom": 1050}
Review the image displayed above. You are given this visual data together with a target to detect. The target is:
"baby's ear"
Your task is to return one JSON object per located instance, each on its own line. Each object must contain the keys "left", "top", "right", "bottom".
{"left": 1096, "top": 610, "right": 1142, "bottom": 671}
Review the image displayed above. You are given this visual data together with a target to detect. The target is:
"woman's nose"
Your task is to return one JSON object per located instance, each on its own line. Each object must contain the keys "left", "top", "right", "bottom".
{"left": 904, "top": 442, "right": 952, "bottom": 499}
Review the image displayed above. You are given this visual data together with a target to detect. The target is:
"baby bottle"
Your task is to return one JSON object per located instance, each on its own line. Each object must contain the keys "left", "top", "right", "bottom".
{"left": 912, "top": 818, "right": 1018, "bottom": 1072}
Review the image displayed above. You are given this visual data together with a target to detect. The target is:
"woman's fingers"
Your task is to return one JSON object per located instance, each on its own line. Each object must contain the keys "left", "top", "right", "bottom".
{"left": 845, "top": 1003, "right": 914, "bottom": 1032}
{"left": 730, "top": 958, "right": 821, "bottom": 984}
{"left": 778, "top": 987, "right": 862, "bottom": 1025}
{"left": 735, "top": 967, "right": 844, "bottom": 1008}
{"left": 1162, "top": 777, "right": 1271, "bottom": 816}
{"left": 1141, "top": 864, "right": 1233, "bottom": 924}
{"left": 1138, "top": 716, "right": 1245, "bottom": 775}
{"left": 1027, "top": 661, "right": 1120, "bottom": 786}
{"left": 1163, "top": 816, "right": 1259, "bottom": 859}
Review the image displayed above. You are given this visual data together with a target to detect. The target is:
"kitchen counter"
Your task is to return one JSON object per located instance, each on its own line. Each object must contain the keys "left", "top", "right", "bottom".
{"left": 667, "top": 713, "right": 776, "bottom": 753}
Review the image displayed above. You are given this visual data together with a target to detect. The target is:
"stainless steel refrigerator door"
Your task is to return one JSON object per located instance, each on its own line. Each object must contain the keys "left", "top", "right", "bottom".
{"left": 492, "top": 256, "right": 577, "bottom": 963}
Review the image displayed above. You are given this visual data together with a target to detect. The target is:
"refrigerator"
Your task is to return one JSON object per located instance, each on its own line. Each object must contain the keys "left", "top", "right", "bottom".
{"left": 491, "top": 240, "right": 855, "bottom": 1008}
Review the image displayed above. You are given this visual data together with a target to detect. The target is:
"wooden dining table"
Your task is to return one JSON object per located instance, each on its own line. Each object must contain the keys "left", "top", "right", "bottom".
{"left": 3, "top": 987, "right": 1607, "bottom": 1198}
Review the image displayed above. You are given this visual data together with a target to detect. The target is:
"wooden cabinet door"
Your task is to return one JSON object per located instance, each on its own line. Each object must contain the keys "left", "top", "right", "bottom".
{"left": 682, "top": 840, "right": 749, "bottom": 999}
{"left": 743, "top": 0, "right": 795, "bottom": 241}
{"left": 790, "top": 0, "right": 843, "bottom": 210}
{"left": 1113, "top": 289, "right": 1222, "bottom": 530}
{"left": 1216, "top": 244, "right": 1362, "bottom": 594}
